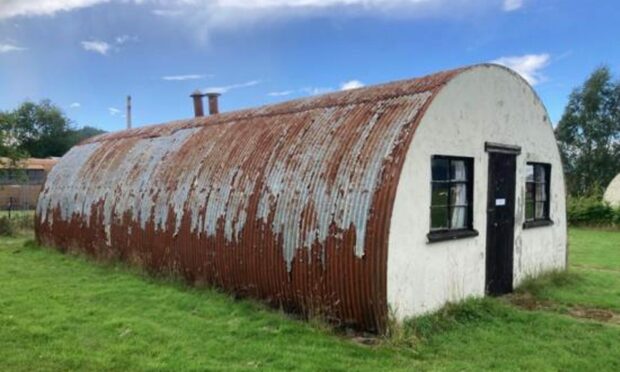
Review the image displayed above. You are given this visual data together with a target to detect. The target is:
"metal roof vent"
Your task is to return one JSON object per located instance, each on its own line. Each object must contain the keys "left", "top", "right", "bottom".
{"left": 206, "top": 92, "right": 221, "bottom": 115}
{"left": 190, "top": 90, "right": 205, "bottom": 117}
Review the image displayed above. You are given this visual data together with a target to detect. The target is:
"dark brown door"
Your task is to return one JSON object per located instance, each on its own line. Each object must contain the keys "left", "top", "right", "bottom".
{"left": 485, "top": 152, "right": 517, "bottom": 295}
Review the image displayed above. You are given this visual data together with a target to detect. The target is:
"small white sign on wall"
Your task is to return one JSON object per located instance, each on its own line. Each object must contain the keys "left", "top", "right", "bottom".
{"left": 495, "top": 198, "right": 506, "bottom": 206}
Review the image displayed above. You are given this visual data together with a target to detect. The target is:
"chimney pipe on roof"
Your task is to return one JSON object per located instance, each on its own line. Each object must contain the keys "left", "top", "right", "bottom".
{"left": 206, "top": 92, "right": 220, "bottom": 115}
{"left": 126, "top": 95, "right": 132, "bottom": 129}
{"left": 190, "top": 90, "right": 205, "bottom": 117}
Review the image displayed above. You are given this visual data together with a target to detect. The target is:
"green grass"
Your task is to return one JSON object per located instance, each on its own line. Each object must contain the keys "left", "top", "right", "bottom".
{"left": 569, "top": 228, "right": 620, "bottom": 271}
{"left": 409, "top": 299, "right": 620, "bottom": 371}
{"left": 515, "top": 228, "right": 620, "bottom": 312}
{"left": 0, "top": 210, "right": 35, "bottom": 218}
{"left": 0, "top": 236, "right": 414, "bottom": 371}
{"left": 1, "top": 229, "right": 620, "bottom": 370}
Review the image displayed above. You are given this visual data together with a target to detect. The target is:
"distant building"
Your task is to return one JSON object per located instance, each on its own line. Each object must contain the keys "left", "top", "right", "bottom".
{"left": 604, "top": 174, "right": 620, "bottom": 208}
{"left": 0, "top": 157, "right": 58, "bottom": 210}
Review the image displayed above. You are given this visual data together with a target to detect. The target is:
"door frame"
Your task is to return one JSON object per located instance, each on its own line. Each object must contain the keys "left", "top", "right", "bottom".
{"left": 484, "top": 142, "right": 521, "bottom": 295}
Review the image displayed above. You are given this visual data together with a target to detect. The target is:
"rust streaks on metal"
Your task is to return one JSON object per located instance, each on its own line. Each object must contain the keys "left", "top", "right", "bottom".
{"left": 36, "top": 68, "right": 463, "bottom": 331}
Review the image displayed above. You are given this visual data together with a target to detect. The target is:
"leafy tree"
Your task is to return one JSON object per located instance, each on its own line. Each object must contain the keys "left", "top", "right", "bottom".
{"left": 0, "top": 111, "right": 28, "bottom": 164}
{"left": 0, "top": 100, "right": 105, "bottom": 159}
{"left": 555, "top": 66, "right": 620, "bottom": 196}
{"left": 69, "top": 126, "right": 106, "bottom": 145}
{"left": 10, "top": 100, "right": 76, "bottom": 158}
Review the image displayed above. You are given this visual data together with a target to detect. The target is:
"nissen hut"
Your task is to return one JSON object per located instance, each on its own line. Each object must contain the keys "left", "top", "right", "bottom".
{"left": 604, "top": 174, "right": 620, "bottom": 208}
{"left": 36, "top": 64, "right": 567, "bottom": 332}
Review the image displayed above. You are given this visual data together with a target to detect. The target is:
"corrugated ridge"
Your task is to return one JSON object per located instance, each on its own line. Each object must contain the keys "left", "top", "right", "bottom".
{"left": 81, "top": 68, "right": 464, "bottom": 145}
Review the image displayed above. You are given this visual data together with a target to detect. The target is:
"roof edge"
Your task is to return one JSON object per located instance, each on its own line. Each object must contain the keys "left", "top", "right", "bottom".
{"left": 84, "top": 64, "right": 534, "bottom": 146}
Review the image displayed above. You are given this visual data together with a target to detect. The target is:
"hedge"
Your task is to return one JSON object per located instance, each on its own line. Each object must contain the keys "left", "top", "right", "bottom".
{"left": 567, "top": 196, "right": 620, "bottom": 227}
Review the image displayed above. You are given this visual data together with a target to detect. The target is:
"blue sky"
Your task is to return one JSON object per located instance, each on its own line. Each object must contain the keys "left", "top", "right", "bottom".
{"left": 0, "top": 0, "right": 618, "bottom": 132}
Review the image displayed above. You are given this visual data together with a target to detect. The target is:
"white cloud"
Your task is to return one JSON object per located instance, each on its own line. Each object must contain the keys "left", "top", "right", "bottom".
{"left": 301, "top": 86, "right": 334, "bottom": 96}
{"left": 162, "top": 74, "right": 209, "bottom": 81}
{"left": 0, "top": 43, "right": 26, "bottom": 53}
{"left": 0, "top": 1, "right": 503, "bottom": 28}
{"left": 0, "top": 0, "right": 109, "bottom": 19}
{"left": 213, "top": 0, "right": 432, "bottom": 9}
{"left": 204, "top": 80, "right": 261, "bottom": 94}
{"left": 115, "top": 35, "right": 138, "bottom": 45}
{"left": 491, "top": 53, "right": 551, "bottom": 85}
{"left": 81, "top": 40, "right": 111, "bottom": 55}
{"left": 108, "top": 107, "right": 121, "bottom": 116}
{"left": 267, "top": 90, "right": 294, "bottom": 97}
{"left": 502, "top": 0, "right": 523, "bottom": 11}
{"left": 149, "top": 0, "right": 495, "bottom": 41}
{"left": 69, "top": 102, "right": 81, "bottom": 108}
{"left": 80, "top": 35, "right": 135, "bottom": 55}
{"left": 270, "top": 79, "right": 365, "bottom": 97}
{"left": 152, "top": 8, "right": 184, "bottom": 17}
{"left": 340, "top": 80, "right": 364, "bottom": 91}
{"left": 271, "top": 82, "right": 361, "bottom": 97}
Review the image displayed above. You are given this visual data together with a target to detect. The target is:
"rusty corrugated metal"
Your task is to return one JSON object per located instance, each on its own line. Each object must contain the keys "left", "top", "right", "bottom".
{"left": 35, "top": 68, "right": 464, "bottom": 331}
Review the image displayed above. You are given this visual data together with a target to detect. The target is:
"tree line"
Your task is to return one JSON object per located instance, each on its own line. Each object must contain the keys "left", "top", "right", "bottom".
{"left": 0, "top": 100, "right": 105, "bottom": 162}
{"left": 556, "top": 66, "right": 620, "bottom": 197}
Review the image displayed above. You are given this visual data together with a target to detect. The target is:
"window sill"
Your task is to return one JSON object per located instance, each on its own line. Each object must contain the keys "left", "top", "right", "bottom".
{"left": 523, "top": 219, "right": 554, "bottom": 229}
{"left": 427, "top": 229, "right": 479, "bottom": 243}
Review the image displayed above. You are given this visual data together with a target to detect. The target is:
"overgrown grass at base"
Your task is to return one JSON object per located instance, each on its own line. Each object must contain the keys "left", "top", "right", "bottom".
{"left": 0, "top": 211, "right": 34, "bottom": 236}
{"left": 0, "top": 228, "right": 619, "bottom": 370}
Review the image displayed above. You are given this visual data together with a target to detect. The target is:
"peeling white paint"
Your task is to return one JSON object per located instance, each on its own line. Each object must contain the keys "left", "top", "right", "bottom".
{"left": 37, "top": 93, "right": 432, "bottom": 271}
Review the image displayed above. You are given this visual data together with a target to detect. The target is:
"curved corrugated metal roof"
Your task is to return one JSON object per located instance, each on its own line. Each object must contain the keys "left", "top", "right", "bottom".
{"left": 36, "top": 66, "right": 466, "bottom": 331}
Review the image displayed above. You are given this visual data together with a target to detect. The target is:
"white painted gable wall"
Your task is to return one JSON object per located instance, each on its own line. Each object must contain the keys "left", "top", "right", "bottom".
{"left": 387, "top": 65, "right": 567, "bottom": 320}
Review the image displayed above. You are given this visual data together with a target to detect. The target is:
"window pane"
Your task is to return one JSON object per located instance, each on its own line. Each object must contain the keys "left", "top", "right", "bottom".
{"left": 535, "top": 165, "right": 546, "bottom": 183}
{"left": 535, "top": 182, "right": 547, "bottom": 202}
{"left": 431, "top": 183, "right": 449, "bottom": 207}
{"left": 26, "top": 169, "right": 45, "bottom": 184}
{"left": 526, "top": 165, "right": 534, "bottom": 182}
{"left": 431, "top": 207, "right": 449, "bottom": 230}
{"left": 526, "top": 200, "right": 535, "bottom": 220}
{"left": 0, "top": 170, "right": 8, "bottom": 184}
{"left": 430, "top": 155, "right": 474, "bottom": 233}
{"left": 0, "top": 169, "right": 24, "bottom": 184}
{"left": 535, "top": 202, "right": 546, "bottom": 219}
{"left": 526, "top": 182, "right": 535, "bottom": 202}
{"left": 450, "top": 183, "right": 468, "bottom": 206}
{"left": 432, "top": 158, "right": 449, "bottom": 181}
{"left": 451, "top": 160, "right": 467, "bottom": 181}
{"left": 450, "top": 206, "right": 468, "bottom": 229}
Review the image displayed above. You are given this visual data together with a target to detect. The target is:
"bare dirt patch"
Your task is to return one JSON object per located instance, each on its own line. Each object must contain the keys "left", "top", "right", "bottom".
{"left": 506, "top": 293, "right": 620, "bottom": 325}
{"left": 506, "top": 293, "right": 555, "bottom": 311}
{"left": 568, "top": 307, "right": 620, "bottom": 324}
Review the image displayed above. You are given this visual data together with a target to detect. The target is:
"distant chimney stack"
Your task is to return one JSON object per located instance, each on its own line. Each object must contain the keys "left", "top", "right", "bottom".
{"left": 126, "top": 95, "right": 132, "bottom": 129}
{"left": 206, "top": 92, "right": 220, "bottom": 115}
{"left": 190, "top": 90, "right": 205, "bottom": 117}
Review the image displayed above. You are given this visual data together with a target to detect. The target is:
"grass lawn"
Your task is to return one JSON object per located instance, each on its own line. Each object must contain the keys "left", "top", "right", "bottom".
{"left": 0, "top": 210, "right": 35, "bottom": 219}
{"left": 516, "top": 229, "right": 620, "bottom": 313}
{"left": 0, "top": 229, "right": 619, "bottom": 371}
